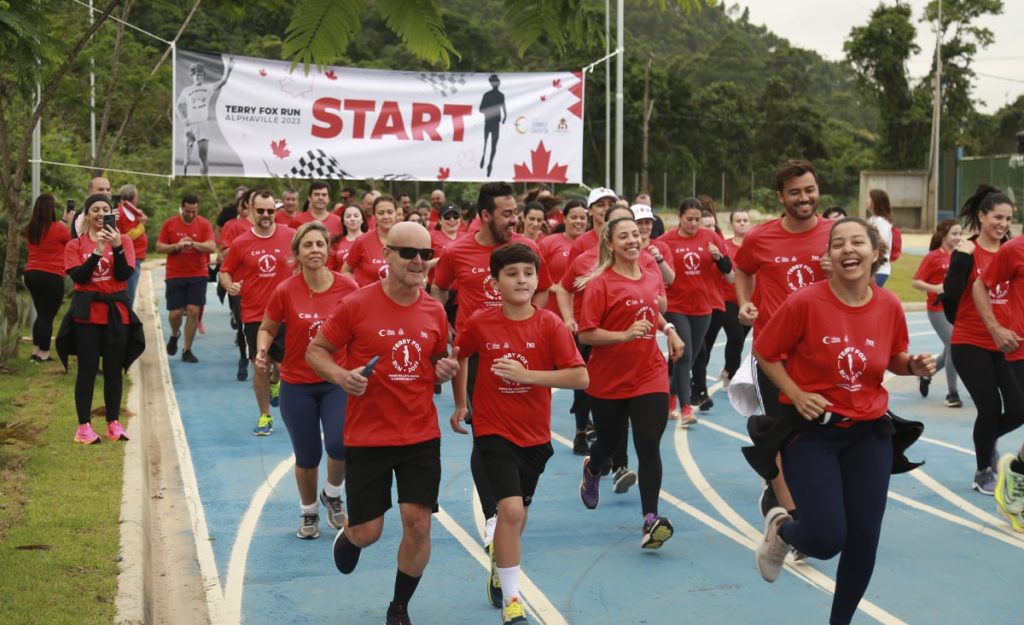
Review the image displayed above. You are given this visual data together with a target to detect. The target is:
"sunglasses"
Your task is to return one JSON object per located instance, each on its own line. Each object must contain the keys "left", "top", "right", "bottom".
{"left": 441, "top": 213, "right": 460, "bottom": 220}
{"left": 388, "top": 246, "right": 435, "bottom": 261}
{"left": 254, "top": 208, "right": 276, "bottom": 215}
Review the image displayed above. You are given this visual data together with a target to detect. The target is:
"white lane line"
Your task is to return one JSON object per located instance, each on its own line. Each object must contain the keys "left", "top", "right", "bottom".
{"left": 887, "top": 492, "right": 1024, "bottom": 550}
{"left": 918, "top": 437, "right": 973, "bottom": 456}
{"left": 223, "top": 455, "right": 295, "bottom": 625}
{"left": 148, "top": 270, "right": 227, "bottom": 621}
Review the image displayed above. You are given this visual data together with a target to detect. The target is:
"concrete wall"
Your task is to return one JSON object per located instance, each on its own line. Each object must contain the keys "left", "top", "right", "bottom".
{"left": 858, "top": 170, "right": 930, "bottom": 232}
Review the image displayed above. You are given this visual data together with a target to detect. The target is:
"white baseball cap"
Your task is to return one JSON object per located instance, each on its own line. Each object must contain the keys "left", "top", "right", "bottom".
{"left": 630, "top": 204, "right": 654, "bottom": 221}
{"left": 586, "top": 187, "right": 618, "bottom": 208}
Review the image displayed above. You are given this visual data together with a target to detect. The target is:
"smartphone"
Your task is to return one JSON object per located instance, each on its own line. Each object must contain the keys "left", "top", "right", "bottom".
{"left": 65, "top": 199, "right": 75, "bottom": 215}
{"left": 102, "top": 213, "right": 117, "bottom": 231}
{"left": 360, "top": 355, "right": 381, "bottom": 377}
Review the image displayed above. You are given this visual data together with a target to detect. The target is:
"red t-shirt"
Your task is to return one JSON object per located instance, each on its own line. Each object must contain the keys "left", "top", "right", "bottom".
{"left": 220, "top": 226, "right": 295, "bottom": 323}
{"left": 951, "top": 245, "right": 1007, "bottom": 352}
{"left": 25, "top": 222, "right": 71, "bottom": 276}
{"left": 540, "top": 233, "right": 575, "bottom": 315}
{"left": 567, "top": 229, "right": 598, "bottom": 265}
{"left": 345, "top": 231, "right": 389, "bottom": 286}
{"left": 275, "top": 210, "right": 299, "bottom": 225}
{"left": 912, "top": 248, "right": 951, "bottom": 312}
{"left": 64, "top": 234, "right": 135, "bottom": 324}
{"left": 159, "top": 215, "right": 215, "bottom": 279}
{"left": 319, "top": 283, "right": 449, "bottom": 447}
{"left": 721, "top": 237, "right": 742, "bottom": 303}
{"left": 560, "top": 248, "right": 598, "bottom": 322}
{"left": 288, "top": 211, "right": 343, "bottom": 240}
{"left": 579, "top": 266, "right": 668, "bottom": 399}
{"left": 659, "top": 228, "right": 729, "bottom": 316}
{"left": 735, "top": 217, "right": 832, "bottom": 335}
{"left": 218, "top": 217, "right": 250, "bottom": 249}
{"left": 979, "top": 238, "right": 1023, "bottom": 360}
{"left": 456, "top": 306, "right": 584, "bottom": 447}
{"left": 754, "top": 281, "right": 908, "bottom": 421}
{"left": 326, "top": 237, "right": 358, "bottom": 271}
{"left": 117, "top": 202, "right": 147, "bottom": 261}
{"left": 264, "top": 271, "right": 359, "bottom": 383}
{"left": 433, "top": 234, "right": 552, "bottom": 330}
{"left": 429, "top": 229, "right": 465, "bottom": 285}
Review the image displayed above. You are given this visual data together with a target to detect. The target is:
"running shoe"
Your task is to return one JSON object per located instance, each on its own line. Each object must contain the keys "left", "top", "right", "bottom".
{"left": 585, "top": 420, "right": 596, "bottom": 443}
{"left": 332, "top": 530, "right": 361, "bottom": 574}
{"left": 572, "top": 431, "right": 589, "bottom": 456}
{"left": 579, "top": 456, "right": 601, "bottom": 509}
{"left": 502, "top": 598, "right": 528, "bottom": 624}
{"left": 972, "top": 467, "right": 996, "bottom": 496}
{"left": 759, "top": 481, "right": 778, "bottom": 517}
{"left": 73, "top": 423, "right": 100, "bottom": 445}
{"left": 237, "top": 357, "right": 248, "bottom": 382}
{"left": 30, "top": 354, "right": 51, "bottom": 363}
{"left": 483, "top": 515, "right": 497, "bottom": 548}
{"left": 166, "top": 333, "right": 179, "bottom": 356}
{"left": 919, "top": 375, "right": 931, "bottom": 398}
{"left": 995, "top": 454, "right": 1024, "bottom": 532}
{"left": 612, "top": 466, "right": 637, "bottom": 494}
{"left": 106, "top": 420, "right": 129, "bottom": 442}
{"left": 252, "top": 413, "right": 273, "bottom": 436}
{"left": 486, "top": 543, "right": 502, "bottom": 608}
{"left": 698, "top": 395, "right": 714, "bottom": 412}
{"left": 319, "top": 490, "right": 346, "bottom": 530}
{"left": 385, "top": 601, "right": 412, "bottom": 625}
{"left": 678, "top": 405, "right": 698, "bottom": 428}
{"left": 296, "top": 513, "right": 320, "bottom": 539}
{"left": 181, "top": 350, "right": 199, "bottom": 364}
{"left": 269, "top": 380, "right": 280, "bottom": 408}
{"left": 640, "top": 513, "right": 674, "bottom": 550}
{"left": 944, "top": 392, "right": 962, "bottom": 408}
{"left": 756, "top": 507, "right": 792, "bottom": 582}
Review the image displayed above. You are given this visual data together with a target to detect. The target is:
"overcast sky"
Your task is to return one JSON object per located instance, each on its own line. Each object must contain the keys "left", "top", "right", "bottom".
{"left": 738, "top": 0, "right": 1023, "bottom": 114}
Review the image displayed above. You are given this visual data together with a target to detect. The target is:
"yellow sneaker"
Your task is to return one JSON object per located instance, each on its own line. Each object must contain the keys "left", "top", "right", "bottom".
{"left": 502, "top": 598, "right": 527, "bottom": 624}
{"left": 994, "top": 454, "right": 1024, "bottom": 533}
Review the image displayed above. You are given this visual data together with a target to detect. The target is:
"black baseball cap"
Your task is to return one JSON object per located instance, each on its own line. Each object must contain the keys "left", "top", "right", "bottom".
{"left": 440, "top": 204, "right": 460, "bottom": 218}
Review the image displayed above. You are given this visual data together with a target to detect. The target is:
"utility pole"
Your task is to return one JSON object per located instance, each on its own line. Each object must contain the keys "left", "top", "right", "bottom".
{"left": 927, "top": 0, "right": 943, "bottom": 230}
{"left": 604, "top": 0, "right": 611, "bottom": 188}
{"left": 615, "top": 0, "right": 624, "bottom": 193}
{"left": 641, "top": 53, "right": 653, "bottom": 196}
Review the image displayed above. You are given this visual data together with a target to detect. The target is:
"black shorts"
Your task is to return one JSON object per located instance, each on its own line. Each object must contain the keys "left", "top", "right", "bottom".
{"left": 474, "top": 435, "right": 553, "bottom": 506}
{"left": 243, "top": 322, "right": 285, "bottom": 363}
{"left": 345, "top": 438, "right": 441, "bottom": 526}
{"left": 165, "top": 277, "right": 208, "bottom": 310}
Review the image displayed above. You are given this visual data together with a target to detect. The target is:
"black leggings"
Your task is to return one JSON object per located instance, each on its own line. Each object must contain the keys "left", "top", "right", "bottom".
{"left": 950, "top": 344, "right": 1024, "bottom": 471}
{"left": 73, "top": 323, "right": 127, "bottom": 425}
{"left": 24, "top": 270, "right": 64, "bottom": 351}
{"left": 692, "top": 308, "right": 725, "bottom": 395}
{"left": 586, "top": 392, "right": 668, "bottom": 516}
{"left": 229, "top": 295, "right": 247, "bottom": 360}
{"left": 722, "top": 301, "right": 750, "bottom": 378}
{"left": 571, "top": 339, "right": 592, "bottom": 431}
{"left": 665, "top": 312, "right": 711, "bottom": 406}
{"left": 779, "top": 419, "right": 892, "bottom": 625}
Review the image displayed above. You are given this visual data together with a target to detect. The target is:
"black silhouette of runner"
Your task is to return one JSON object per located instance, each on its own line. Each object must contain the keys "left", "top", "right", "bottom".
{"left": 479, "top": 74, "right": 507, "bottom": 177}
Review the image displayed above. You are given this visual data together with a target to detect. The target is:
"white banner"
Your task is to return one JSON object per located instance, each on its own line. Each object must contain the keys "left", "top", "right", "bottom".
{"left": 173, "top": 49, "right": 584, "bottom": 182}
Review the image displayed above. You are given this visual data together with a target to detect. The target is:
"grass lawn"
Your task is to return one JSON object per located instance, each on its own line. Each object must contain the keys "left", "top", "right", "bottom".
{"left": 886, "top": 254, "right": 927, "bottom": 305}
{"left": 0, "top": 339, "right": 129, "bottom": 625}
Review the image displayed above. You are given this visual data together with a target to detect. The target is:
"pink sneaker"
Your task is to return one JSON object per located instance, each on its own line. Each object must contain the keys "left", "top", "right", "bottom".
{"left": 107, "top": 420, "right": 129, "bottom": 442}
{"left": 198, "top": 321, "right": 206, "bottom": 335}
{"left": 74, "top": 423, "right": 101, "bottom": 445}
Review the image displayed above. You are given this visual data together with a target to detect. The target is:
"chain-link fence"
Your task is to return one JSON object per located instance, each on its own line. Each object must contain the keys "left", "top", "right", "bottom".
{"left": 956, "top": 154, "right": 1024, "bottom": 215}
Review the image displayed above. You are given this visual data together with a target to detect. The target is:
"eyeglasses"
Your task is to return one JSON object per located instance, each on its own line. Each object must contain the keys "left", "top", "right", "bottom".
{"left": 254, "top": 208, "right": 276, "bottom": 215}
{"left": 387, "top": 246, "right": 435, "bottom": 261}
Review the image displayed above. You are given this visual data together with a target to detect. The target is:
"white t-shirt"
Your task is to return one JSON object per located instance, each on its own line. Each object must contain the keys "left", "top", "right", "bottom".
{"left": 868, "top": 215, "right": 893, "bottom": 276}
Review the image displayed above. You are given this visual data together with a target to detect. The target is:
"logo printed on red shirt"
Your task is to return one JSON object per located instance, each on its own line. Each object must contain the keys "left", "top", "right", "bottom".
{"left": 786, "top": 264, "right": 815, "bottom": 291}
{"left": 682, "top": 251, "right": 701, "bottom": 274}
{"left": 257, "top": 253, "right": 278, "bottom": 275}
{"left": 85, "top": 253, "right": 112, "bottom": 280}
{"left": 390, "top": 338, "right": 423, "bottom": 379}
{"left": 990, "top": 280, "right": 1010, "bottom": 304}
{"left": 482, "top": 274, "right": 502, "bottom": 301}
{"left": 837, "top": 346, "right": 868, "bottom": 390}
{"left": 496, "top": 351, "right": 530, "bottom": 393}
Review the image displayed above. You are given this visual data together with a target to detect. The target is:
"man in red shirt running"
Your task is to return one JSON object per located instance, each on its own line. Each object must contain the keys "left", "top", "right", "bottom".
{"left": 307, "top": 222, "right": 460, "bottom": 625}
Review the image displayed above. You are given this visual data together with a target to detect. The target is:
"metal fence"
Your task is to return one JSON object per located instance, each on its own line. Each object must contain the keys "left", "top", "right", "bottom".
{"left": 956, "top": 154, "right": 1024, "bottom": 215}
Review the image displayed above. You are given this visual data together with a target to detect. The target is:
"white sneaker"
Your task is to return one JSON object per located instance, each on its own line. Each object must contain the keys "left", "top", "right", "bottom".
{"left": 483, "top": 515, "right": 497, "bottom": 548}
{"left": 756, "top": 507, "right": 792, "bottom": 582}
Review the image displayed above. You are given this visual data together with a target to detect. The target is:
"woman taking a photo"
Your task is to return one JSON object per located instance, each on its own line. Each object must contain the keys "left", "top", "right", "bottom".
{"left": 752, "top": 217, "right": 934, "bottom": 625}
{"left": 24, "top": 193, "right": 70, "bottom": 363}
{"left": 327, "top": 205, "right": 367, "bottom": 271}
{"left": 258, "top": 222, "right": 359, "bottom": 539}
{"left": 911, "top": 219, "right": 962, "bottom": 407}
{"left": 58, "top": 194, "right": 144, "bottom": 444}
{"left": 343, "top": 196, "right": 399, "bottom": 286}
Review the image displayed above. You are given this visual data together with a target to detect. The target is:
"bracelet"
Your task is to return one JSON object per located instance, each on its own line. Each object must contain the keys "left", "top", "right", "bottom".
{"left": 656, "top": 257, "right": 665, "bottom": 264}
{"left": 663, "top": 322, "right": 675, "bottom": 333}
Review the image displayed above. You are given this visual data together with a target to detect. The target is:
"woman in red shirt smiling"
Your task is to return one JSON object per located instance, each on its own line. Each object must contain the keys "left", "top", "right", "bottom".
{"left": 752, "top": 217, "right": 934, "bottom": 625}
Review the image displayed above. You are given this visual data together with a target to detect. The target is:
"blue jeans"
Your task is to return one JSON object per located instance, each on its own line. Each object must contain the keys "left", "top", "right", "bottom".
{"left": 126, "top": 259, "right": 142, "bottom": 307}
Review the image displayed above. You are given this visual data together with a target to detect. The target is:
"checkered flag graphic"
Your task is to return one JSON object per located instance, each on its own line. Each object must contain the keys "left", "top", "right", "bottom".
{"left": 417, "top": 72, "right": 469, "bottom": 97}
{"left": 288, "top": 149, "right": 352, "bottom": 179}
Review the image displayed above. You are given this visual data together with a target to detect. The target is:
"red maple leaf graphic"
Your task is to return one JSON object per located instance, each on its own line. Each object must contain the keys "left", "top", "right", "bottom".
{"left": 258, "top": 68, "right": 268, "bottom": 77}
{"left": 513, "top": 141, "right": 568, "bottom": 183}
{"left": 437, "top": 167, "right": 450, "bottom": 181}
{"left": 324, "top": 70, "right": 338, "bottom": 80}
{"left": 552, "top": 78, "right": 561, "bottom": 88}
{"left": 270, "top": 139, "right": 290, "bottom": 159}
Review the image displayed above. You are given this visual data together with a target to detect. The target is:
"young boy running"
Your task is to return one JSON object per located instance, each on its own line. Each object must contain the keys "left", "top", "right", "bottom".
{"left": 450, "top": 243, "right": 588, "bottom": 624}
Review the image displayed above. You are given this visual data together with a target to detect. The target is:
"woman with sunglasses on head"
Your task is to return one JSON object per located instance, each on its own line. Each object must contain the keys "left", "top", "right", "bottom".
{"left": 343, "top": 195, "right": 400, "bottom": 286}
{"left": 258, "top": 222, "right": 359, "bottom": 539}
{"left": 24, "top": 193, "right": 71, "bottom": 363}
{"left": 327, "top": 205, "right": 367, "bottom": 271}
{"left": 576, "top": 213, "right": 683, "bottom": 549}
{"left": 944, "top": 184, "right": 1024, "bottom": 495}
{"left": 752, "top": 217, "right": 934, "bottom": 625}
{"left": 911, "top": 219, "right": 963, "bottom": 407}
{"left": 57, "top": 194, "right": 143, "bottom": 444}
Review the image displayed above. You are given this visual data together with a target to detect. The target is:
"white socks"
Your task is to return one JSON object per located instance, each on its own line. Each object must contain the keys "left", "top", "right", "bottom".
{"left": 497, "top": 565, "right": 521, "bottom": 604}
{"left": 300, "top": 501, "right": 318, "bottom": 515}
{"left": 323, "top": 480, "right": 342, "bottom": 498}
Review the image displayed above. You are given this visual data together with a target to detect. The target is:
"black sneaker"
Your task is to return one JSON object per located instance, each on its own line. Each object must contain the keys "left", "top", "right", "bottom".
{"left": 572, "top": 432, "right": 589, "bottom": 456}
{"left": 182, "top": 350, "right": 199, "bottom": 363}
{"left": 236, "top": 357, "right": 248, "bottom": 382}
{"left": 691, "top": 390, "right": 709, "bottom": 407}
{"left": 332, "top": 530, "right": 362, "bottom": 574}
{"left": 919, "top": 376, "right": 931, "bottom": 398}
{"left": 166, "top": 334, "right": 179, "bottom": 356}
{"left": 945, "top": 392, "right": 962, "bottom": 408}
{"left": 698, "top": 395, "right": 714, "bottom": 412}
{"left": 385, "top": 602, "right": 412, "bottom": 625}
{"left": 759, "top": 481, "right": 779, "bottom": 517}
